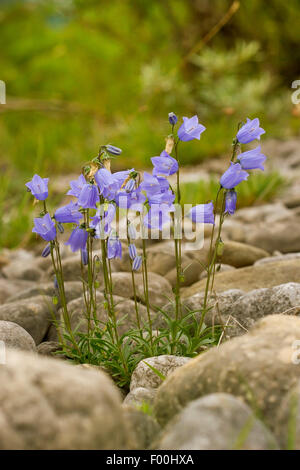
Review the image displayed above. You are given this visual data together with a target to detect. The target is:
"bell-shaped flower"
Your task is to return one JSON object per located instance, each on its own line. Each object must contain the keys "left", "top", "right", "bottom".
{"left": 78, "top": 183, "right": 99, "bottom": 209}
{"left": 26, "top": 174, "right": 49, "bottom": 200}
{"left": 132, "top": 255, "right": 142, "bottom": 271}
{"left": 128, "top": 243, "right": 137, "bottom": 260}
{"left": 236, "top": 118, "right": 265, "bottom": 144}
{"left": 151, "top": 151, "right": 178, "bottom": 176}
{"left": 54, "top": 201, "right": 83, "bottom": 224}
{"left": 32, "top": 213, "right": 56, "bottom": 241}
{"left": 95, "top": 168, "right": 118, "bottom": 200}
{"left": 67, "top": 174, "right": 86, "bottom": 198}
{"left": 225, "top": 190, "right": 237, "bottom": 215}
{"left": 168, "top": 112, "right": 178, "bottom": 125}
{"left": 238, "top": 145, "right": 266, "bottom": 171}
{"left": 188, "top": 202, "right": 215, "bottom": 224}
{"left": 107, "top": 233, "right": 122, "bottom": 259}
{"left": 178, "top": 115, "right": 206, "bottom": 142}
{"left": 220, "top": 162, "right": 249, "bottom": 189}
{"left": 65, "top": 227, "right": 88, "bottom": 253}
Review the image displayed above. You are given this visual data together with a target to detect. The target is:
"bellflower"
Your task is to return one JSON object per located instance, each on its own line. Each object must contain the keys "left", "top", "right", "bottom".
{"left": 67, "top": 174, "right": 86, "bottom": 198}
{"left": 178, "top": 115, "right": 206, "bottom": 142}
{"left": 41, "top": 243, "right": 51, "bottom": 258}
{"left": 140, "top": 172, "right": 161, "bottom": 195}
{"left": 238, "top": 145, "right": 266, "bottom": 171}
{"left": 107, "top": 234, "right": 122, "bottom": 260}
{"left": 65, "top": 227, "right": 88, "bottom": 253}
{"left": 54, "top": 201, "right": 83, "bottom": 224}
{"left": 105, "top": 145, "right": 122, "bottom": 156}
{"left": 144, "top": 204, "right": 174, "bottom": 231}
{"left": 168, "top": 112, "right": 178, "bottom": 126}
{"left": 225, "top": 190, "right": 237, "bottom": 215}
{"left": 78, "top": 183, "right": 99, "bottom": 209}
{"left": 92, "top": 203, "right": 116, "bottom": 238}
{"left": 26, "top": 174, "right": 49, "bottom": 200}
{"left": 32, "top": 213, "right": 56, "bottom": 241}
{"left": 113, "top": 169, "right": 133, "bottom": 189}
{"left": 95, "top": 168, "right": 118, "bottom": 200}
{"left": 188, "top": 202, "right": 215, "bottom": 224}
{"left": 132, "top": 255, "right": 142, "bottom": 271}
{"left": 127, "top": 224, "right": 137, "bottom": 240}
{"left": 236, "top": 118, "right": 265, "bottom": 144}
{"left": 148, "top": 189, "right": 175, "bottom": 206}
{"left": 220, "top": 162, "right": 249, "bottom": 189}
{"left": 124, "top": 178, "right": 136, "bottom": 192}
{"left": 128, "top": 243, "right": 137, "bottom": 260}
{"left": 151, "top": 151, "right": 178, "bottom": 176}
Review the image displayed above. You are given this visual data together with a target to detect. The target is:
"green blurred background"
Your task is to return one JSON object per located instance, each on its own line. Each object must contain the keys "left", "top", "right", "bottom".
{"left": 0, "top": 0, "right": 300, "bottom": 248}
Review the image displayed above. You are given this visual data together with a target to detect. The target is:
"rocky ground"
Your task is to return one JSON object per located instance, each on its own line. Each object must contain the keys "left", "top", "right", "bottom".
{"left": 1, "top": 138, "right": 300, "bottom": 449}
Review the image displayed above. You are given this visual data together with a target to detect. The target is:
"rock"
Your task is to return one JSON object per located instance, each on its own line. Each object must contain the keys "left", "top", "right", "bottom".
{"left": 246, "top": 220, "right": 300, "bottom": 253}
{"left": 0, "top": 279, "right": 34, "bottom": 305}
{"left": 46, "top": 255, "right": 96, "bottom": 282}
{"left": 37, "top": 341, "right": 61, "bottom": 356}
{"left": 158, "top": 289, "right": 244, "bottom": 329}
{"left": 57, "top": 294, "right": 153, "bottom": 339}
{"left": 166, "top": 260, "right": 203, "bottom": 288}
{"left": 234, "top": 203, "right": 291, "bottom": 225}
{"left": 0, "top": 349, "right": 132, "bottom": 449}
{"left": 7, "top": 281, "right": 83, "bottom": 306}
{"left": 200, "top": 264, "right": 235, "bottom": 279}
{"left": 130, "top": 355, "right": 191, "bottom": 391}
{"left": 222, "top": 283, "right": 300, "bottom": 338}
{"left": 123, "top": 405, "right": 160, "bottom": 449}
{"left": 217, "top": 241, "right": 269, "bottom": 268}
{"left": 154, "top": 315, "right": 300, "bottom": 430}
{"left": 183, "top": 260, "right": 300, "bottom": 296}
{"left": 111, "top": 272, "right": 173, "bottom": 309}
{"left": 0, "top": 321, "right": 36, "bottom": 352}
{"left": 123, "top": 387, "right": 157, "bottom": 408}
{"left": 2, "top": 260, "right": 43, "bottom": 281}
{"left": 146, "top": 244, "right": 190, "bottom": 277}
{"left": 275, "top": 381, "right": 300, "bottom": 449}
{"left": 156, "top": 394, "right": 278, "bottom": 450}
{"left": 255, "top": 253, "right": 300, "bottom": 266}
{"left": 0, "top": 295, "right": 53, "bottom": 344}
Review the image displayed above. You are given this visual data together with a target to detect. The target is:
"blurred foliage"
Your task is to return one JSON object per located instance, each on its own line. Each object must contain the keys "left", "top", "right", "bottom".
{"left": 180, "top": 172, "right": 286, "bottom": 210}
{"left": 0, "top": 0, "right": 299, "bottom": 248}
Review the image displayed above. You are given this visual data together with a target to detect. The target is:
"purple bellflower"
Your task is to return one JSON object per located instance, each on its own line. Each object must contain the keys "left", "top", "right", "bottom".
{"left": 124, "top": 178, "right": 136, "bottom": 192}
{"left": 225, "top": 190, "right": 237, "bottom": 215}
{"left": 33, "top": 213, "right": 56, "bottom": 241}
{"left": 95, "top": 168, "right": 118, "bottom": 200}
{"left": 140, "top": 172, "right": 161, "bottom": 195}
{"left": 78, "top": 183, "right": 99, "bottom": 209}
{"left": 26, "top": 174, "right": 49, "bottom": 200}
{"left": 238, "top": 145, "right": 266, "bottom": 171}
{"left": 220, "top": 162, "right": 249, "bottom": 189}
{"left": 188, "top": 202, "right": 215, "bottom": 224}
{"left": 105, "top": 145, "right": 122, "bottom": 156}
{"left": 236, "top": 118, "right": 265, "bottom": 144}
{"left": 65, "top": 227, "right": 88, "bottom": 253}
{"left": 178, "top": 115, "right": 206, "bottom": 142}
{"left": 151, "top": 151, "right": 178, "bottom": 176}
{"left": 128, "top": 243, "right": 137, "bottom": 260}
{"left": 107, "top": 234, "right": 122, "bottom": 260}
{"left": 92, "top": 203, "right": 116, "bottom": 238}
{"left": 81, "top": 247, "right": 88, "bottom": 265}
{"left": 127, "top": 224, "right": 137, "bottom": 240}
{"left": 132, "top": 255, "right": 142, "bottom": 271}
{"left": 54, "top": 201, "right": 83, "bottom": 224}
{"left": 41, "top": 243, "right": 51, "bottom": 258}
{"left": 67, "top": 174, "right": 86, "bottom": 198}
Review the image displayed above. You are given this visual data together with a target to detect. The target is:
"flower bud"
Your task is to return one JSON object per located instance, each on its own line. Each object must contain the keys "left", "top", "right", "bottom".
{"left": 165, "top": 136, "right": 174, "bottom": 154}
{"left": 105, "top": 145, "right": 122, "bottom": 156}
{"left": 54, "top": 275, "right": 59, "bottom": 289}
{"left": 132, "top": 255, "right": 142, "bottom": 271}
{"left": 128, "top": 243, "right": 137, "bottom": 260}
{"left": 216, "top": 240, "right": 225, "bottom": 257}
{"left": 41, "top": 243, "right": 51, "bottom": 258}
{"left": 57, "top": 222, "right": 64, "bottom": 234}
{"left": 168, "top": 112, "right": 178, "bottom": 126}
{"left": 127, "top": 224, "right": 137, "bottom": 240}
{"left": 125, "top": 179, "right": 135, "bottom": 193}
{"left": 81, "top": 248, "right": 88, "bottom": 265}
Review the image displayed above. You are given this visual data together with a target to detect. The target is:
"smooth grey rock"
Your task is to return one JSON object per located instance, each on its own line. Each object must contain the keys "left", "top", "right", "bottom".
{"left": 124, "top": 387, "right": 157, "bottom": 408}
{"left": 0, "top": 295, "right": 53, "bottom": 344}
{"left": 123, "top": 405, "right": 160, "bottom": 449}
{"left": 2, "top": 260, "right": 43, "bottom": 281}
{"left": 275, "top": 380, "right": 300, "bottom": 449}
{"left": 7, "top": 281, "right": 83, "bottom": 306}
{"left": 154, "top": 315, "right": 300, "bottom": 430}
{"left": 156, "top": 394, "right": 278, "bottom": 450}
{"left": 0, "top": 279, "right": 34, "bottom": 305}
{"left": 37, "top": 341, "right": 61, "bottom": 356}
{"left": 0, "top": 349, "right": 132, "bottom": 449}
{"left": 0, "top": 321, "right": 36, "bottom": 352}
{"left": 130, "top": 355, "right": 191, "bottom": 391}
